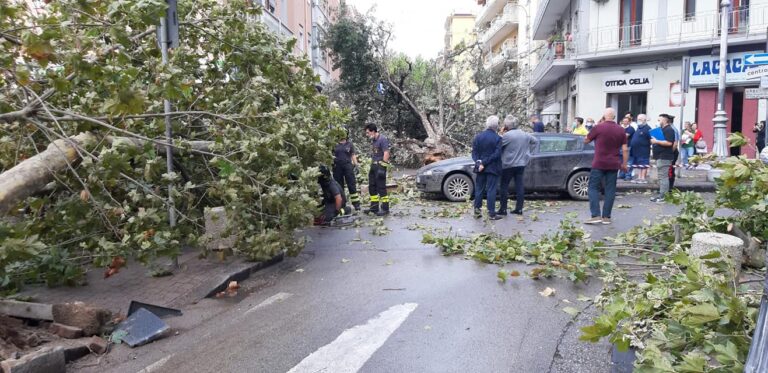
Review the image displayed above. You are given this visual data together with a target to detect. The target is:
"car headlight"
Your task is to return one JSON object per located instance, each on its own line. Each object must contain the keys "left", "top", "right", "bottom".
{"left": 422, "top": 168, "right": 446, "bottom": 176}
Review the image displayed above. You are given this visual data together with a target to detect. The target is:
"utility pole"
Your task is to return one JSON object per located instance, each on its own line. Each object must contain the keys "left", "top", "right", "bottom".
{"left": 158, "top": 1, "right": 179, "bottom": 268}
{"left": 764, "top": 27, "right": 768, "bottom": 154}
{"left": 712, "top": 0, "right": 731, "bottom": 159}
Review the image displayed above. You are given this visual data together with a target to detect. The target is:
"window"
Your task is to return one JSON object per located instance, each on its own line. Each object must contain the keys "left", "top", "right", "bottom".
{"left": 684, "top": 0, "right": 695, "bottom": 20}
{"left": 267, "top": 0, "right": 275, "bottom": 13}
{"left": 538, "top": 137, "right": 580, "bottom": 153}
{"left": 299, "top": 25, "right": 305, "bottom": 51}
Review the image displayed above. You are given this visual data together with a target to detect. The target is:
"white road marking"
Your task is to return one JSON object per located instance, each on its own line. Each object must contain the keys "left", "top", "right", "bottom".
{"left": 136, "top": 355, "right": 172, "bottom": 373}
{"left": 287, "top": 303, "right": 419, "bottom": 373}
{"left": 244, "top": 292, "right": 293, "bottom": 315}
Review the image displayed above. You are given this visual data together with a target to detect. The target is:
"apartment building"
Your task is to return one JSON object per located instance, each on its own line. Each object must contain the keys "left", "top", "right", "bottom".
{"left": 445, "top": 11, "right": 478, "bottom": 101}
{"left": 531, "top": 0, "right": 768, "bottom": 158}
{"left": 474, "top": 0, "right": 541, "bottom": 108}
{"left": 255, "top": 0, "right": 340, "bottom": 85}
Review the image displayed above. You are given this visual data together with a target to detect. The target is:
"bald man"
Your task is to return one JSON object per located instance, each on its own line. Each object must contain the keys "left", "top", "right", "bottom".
{"left": 583, "top": 108, "right": 629, "bottom": 225}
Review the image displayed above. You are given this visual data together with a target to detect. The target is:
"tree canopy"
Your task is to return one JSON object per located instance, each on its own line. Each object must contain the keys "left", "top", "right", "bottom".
{"left": 0, "top": 0, "right": 345, "bottom": 290}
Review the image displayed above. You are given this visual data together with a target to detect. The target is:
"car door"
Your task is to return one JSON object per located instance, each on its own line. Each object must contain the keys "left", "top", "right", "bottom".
{"left": 533, "top": 135, "right": 583, "bottom": 189}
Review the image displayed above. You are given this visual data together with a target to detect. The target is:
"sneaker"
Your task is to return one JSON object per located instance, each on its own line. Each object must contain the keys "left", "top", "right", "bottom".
{"left": 497, "top": 210, "right": 508, "bottom": 216}
{"left": 488, "top": 215, "right": 503, "bottom": 221}
{"left": 585, "top": 217, "right": 603, "bottom": 225}
{"left": 601, "top": 218, "right": 612, "bottom": 225}
{"left": 474, "top": 208, "right": 482, "bottom": 219}
{"left": 650, "top": 197, "right": 665, "bottom": 203}
{"left": 511, "top": 210, "right": 523, "bottom": 215}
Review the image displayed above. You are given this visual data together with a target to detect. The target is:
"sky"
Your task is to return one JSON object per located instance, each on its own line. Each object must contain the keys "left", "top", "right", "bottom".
{"left": 345, "top": 0, "right": 481, "bottom": 59}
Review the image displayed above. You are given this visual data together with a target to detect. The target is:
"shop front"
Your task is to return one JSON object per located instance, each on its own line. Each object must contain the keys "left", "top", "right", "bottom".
{"left": 690, "top": 51, "right": 761, "bottom": 158}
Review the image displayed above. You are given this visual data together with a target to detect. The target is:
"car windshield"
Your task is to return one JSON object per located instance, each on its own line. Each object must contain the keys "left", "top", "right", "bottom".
{"left": 538, "top": 137, "right": 580, "bottom": 153}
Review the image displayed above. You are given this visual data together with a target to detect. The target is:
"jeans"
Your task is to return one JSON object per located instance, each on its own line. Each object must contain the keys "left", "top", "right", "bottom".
{"left": 499, "top": 167, "right": 525, "bottom": 213}
{"left": 681, "top": 146, "right": 694, "bottom": 166}
{"left": 619, "top": 147, "right": 632, "bottom": 180}
{"left": 588, "top": 169, "right": 618, "bottom": 219}
{"left": 474, "top": 172, "right": 499, "bottom": 215}
{"left": 656, "top": 159, "right": 673, "bottom": 198}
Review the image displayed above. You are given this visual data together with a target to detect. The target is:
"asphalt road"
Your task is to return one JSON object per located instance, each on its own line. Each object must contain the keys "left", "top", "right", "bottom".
{"left": 74, "top": 192, "right": 695, "bottom": 373}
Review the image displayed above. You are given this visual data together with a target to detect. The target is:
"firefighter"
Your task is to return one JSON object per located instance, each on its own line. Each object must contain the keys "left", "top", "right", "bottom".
{"left": 364, "top": 123, "right": 390, "bottom": 216}
{"left": 333, "top": 132, "right": 361, "bottom": 212}
{"left": 316, "top": 165, "right": 350, "bottom": 226}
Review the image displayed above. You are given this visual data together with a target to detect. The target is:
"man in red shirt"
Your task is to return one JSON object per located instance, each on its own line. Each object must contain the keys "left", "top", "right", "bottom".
{"left": 583, "top": 108, "right": 629, "bottom": 225}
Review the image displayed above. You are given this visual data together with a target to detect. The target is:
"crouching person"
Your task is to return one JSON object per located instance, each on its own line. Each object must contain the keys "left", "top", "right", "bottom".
{"left": 316, "top": 165, "right": 351, "bottom": 226}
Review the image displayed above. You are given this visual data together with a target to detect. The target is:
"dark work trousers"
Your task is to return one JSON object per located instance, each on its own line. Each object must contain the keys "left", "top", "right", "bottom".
{"left": 333, "top": 163, "right": 359, "bottom": 207}
{"left": 499, "top": 166, "right": 525, "bottom": 213}
{"left": 669, "top": 150, "right": 679, "bottom": 190}
{"left": 323, "top": 201, "right": 338, "bottom": 222}
{"left": 473, "top": 172, "right": 499, "bottom": 215}
{"left": 368, "top": 163, "right": 388, "bottom": 211}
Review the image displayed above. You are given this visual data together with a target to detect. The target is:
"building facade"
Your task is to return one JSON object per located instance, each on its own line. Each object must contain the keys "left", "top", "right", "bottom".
{"left": 254, "top": 0, "right": 340, "bottom": 85}
{"left": 445, "top": 11, "right": 478, "bottom": 101}
{"left": 531, "top": 0, "right": 768, "bottom": 158}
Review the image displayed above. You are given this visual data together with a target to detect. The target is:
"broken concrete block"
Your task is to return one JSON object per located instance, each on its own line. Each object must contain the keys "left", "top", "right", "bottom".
{"left": 0, "top": 346, "right": 66, "bottom": 373}
{"left": 61, "top": 343, "right": 90, "bottom": 362}
{"left": 690, "top": 232, "right": 744, "bottom": 278}
{"left": 204, "top": 206, "right": 236, "bottom": 251}
{"left": 0, "top": 300, "right": 53, "bottom": 321}
{"left": 86, "top": 336, "right": 108, "bottom": 355}
{"left": 49, "top": 323, "right": 83, "bottom": 339}
{"left": 52, "top": 302, "right": 112, "bottom": 337}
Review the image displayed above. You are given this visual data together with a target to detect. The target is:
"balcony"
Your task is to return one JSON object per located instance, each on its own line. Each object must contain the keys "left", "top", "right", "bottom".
{"left": 530, "top": 42, "right": 576, "bottom": 92}
{"left": 578, "top": 6, "right": 768, "bottom": 61}
{"left": 532, "top": 0, "right": 570, "bottom": 40}
{"left": 485, "top": 42, "right": 518, "bottom": 70}
{"left": 260, "top": 9, "right": 293, "bottom": 39}
{"left": 480, "top": 7, "right": 520, "bottom": 47}
{"left": 476, "top": 0, "right": 511, "bottom": 27}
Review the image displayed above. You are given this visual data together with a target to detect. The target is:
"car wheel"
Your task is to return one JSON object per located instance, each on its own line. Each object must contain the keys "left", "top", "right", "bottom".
{"left": 567, "top": 171, "right": 590, "bottom": 201}
{"left": 442, "top": 173, "right": 474, "bottom": 202}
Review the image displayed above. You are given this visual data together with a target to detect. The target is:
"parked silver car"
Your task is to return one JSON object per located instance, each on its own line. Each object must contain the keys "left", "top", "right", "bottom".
{"left": 415, "top": 134, "right": 595, "bottom": 201}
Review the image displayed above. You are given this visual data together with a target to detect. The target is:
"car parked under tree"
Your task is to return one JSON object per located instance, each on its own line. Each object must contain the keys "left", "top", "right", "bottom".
{"left": 415, "top": 134, "right": 595, "bottom": 201}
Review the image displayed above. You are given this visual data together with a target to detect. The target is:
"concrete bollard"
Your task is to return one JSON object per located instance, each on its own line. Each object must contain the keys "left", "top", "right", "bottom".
{"left": 689, "top": 232, "right": 744, "bottom": 278}
{"left": 204, "top": 206, "right": 236, "bottom": 253}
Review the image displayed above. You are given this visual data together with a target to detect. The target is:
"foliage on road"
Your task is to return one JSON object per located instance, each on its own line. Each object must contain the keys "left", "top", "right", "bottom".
{"left": 422, "top": 214, "right": 614, "bottom": 282}
{"left": 0, "top": 0, "right": 345, "bottom": 291}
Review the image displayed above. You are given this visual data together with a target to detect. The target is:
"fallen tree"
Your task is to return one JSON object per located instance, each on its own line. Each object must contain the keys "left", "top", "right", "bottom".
{"left": 0, "top": 0, "right": 346, "bottom": 291}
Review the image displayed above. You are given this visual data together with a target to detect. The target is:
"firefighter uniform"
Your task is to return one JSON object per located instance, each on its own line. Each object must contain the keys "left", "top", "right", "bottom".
{"left": 367, "top": 134, "right": 390, "bottom": 216}
{"left": 333, "top": 140, "right": 360, "bottom": 211}
{"left": 318, "top": 165, "right": 348, "bottom": 225}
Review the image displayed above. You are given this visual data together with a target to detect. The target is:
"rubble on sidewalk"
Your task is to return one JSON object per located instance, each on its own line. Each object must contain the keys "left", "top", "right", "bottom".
{"left": 0, "top": 346, "right": 66, "bottom": 373}
{"left": 51, "top": 302, "right": 113, "bottom": 337}
{"left": 48, "top": 323, "right": 83, "bottom": 339}
{"left": 112, "top": 308, "right": 170, "bottom": 348}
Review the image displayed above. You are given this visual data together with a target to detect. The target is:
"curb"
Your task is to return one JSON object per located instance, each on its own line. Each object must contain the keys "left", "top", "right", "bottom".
{"left": 616, "top": 183, "right": 715, "bottom": 193}
{"left": 198, "top": 252, "right": 285, "bottom": 299}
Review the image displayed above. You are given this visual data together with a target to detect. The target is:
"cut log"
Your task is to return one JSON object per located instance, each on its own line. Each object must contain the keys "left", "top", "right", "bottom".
{"left": 0, "top": 132, "right": 96, "bottom": 215}
{"left": 731, "top": 224, "right": 766, "bottom": 268}
{"left": 0, "top": 300, "right": 54, "bottom": 321}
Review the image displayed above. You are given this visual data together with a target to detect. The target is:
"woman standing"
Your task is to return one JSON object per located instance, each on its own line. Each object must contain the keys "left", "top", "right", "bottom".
{"left": 692, "top": 122, "right": 705, "bottom": 155}
{"left": 681, "top": 122, "right": 695, "bottom": 169}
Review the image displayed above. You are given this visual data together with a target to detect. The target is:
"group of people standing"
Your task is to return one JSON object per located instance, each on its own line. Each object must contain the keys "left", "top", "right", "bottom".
{"left": 317, "top": 124, "right": 391, "bottom": 226}
{"left": 471, "top": 115, "right": 539, "bottom": 220}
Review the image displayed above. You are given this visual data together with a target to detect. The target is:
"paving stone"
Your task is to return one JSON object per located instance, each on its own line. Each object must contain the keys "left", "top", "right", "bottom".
{"left": 0, "top": 346, "right": 65, "bottom": 373}
{"left": 49, "top": 323, "right": 83, "bottom": 339}
{"left": 86, "top": 336, "right": 108, "bottom": 355}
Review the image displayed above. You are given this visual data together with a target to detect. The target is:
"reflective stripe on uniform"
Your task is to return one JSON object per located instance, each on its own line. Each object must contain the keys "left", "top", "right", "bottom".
{"left": 380, "top": 196, "right": 390, "bottom": 203}
{"left": 370, "top": 195, "right": 380, "bottom": 202}
{"left": 350, "top": 193, "right": 360, "bottom": 203}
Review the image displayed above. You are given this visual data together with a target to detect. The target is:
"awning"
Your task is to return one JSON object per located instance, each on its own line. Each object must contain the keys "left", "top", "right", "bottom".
{"left": 540, "top": 102, "right": 561, "bottom": 115}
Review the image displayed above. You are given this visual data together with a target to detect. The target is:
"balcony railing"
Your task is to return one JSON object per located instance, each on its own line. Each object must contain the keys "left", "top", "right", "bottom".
{"left": 480, "top": 7, "right": 519, "bottom": 45}
{"left": 260, "top": 10, "right": 293, "bottom": 39}
{"left": 485, "top": 45, "right": 518, "bottom": 69}
{"left": 476, "top": 0, "right": 509, "bottom": 27}
{"left": 530, "top": 41, "right": 575, "bottom": 86}
{"left": 579, "top": 6, "right": 768, "bottom": 56}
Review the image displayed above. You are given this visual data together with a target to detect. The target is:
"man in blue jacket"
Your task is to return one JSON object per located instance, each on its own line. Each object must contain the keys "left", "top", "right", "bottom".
{"left": 472, "top": 116, "right": 503, "bottom": 220}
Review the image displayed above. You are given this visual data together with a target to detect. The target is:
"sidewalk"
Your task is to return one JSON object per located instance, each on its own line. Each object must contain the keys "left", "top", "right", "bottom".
{"left": 616, "top": 167, "right": 715, "bottom": 193}
{"left": 15, "top": 249, "right": 279, "bottom": 314}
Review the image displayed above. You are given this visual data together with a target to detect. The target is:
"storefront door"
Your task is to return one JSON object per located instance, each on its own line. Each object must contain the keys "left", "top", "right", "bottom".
{"left": 695, "top": 88, "right": 757, "bottom": 158}
{"left": 607, "top": 92, "right": 647, "bottom": 121}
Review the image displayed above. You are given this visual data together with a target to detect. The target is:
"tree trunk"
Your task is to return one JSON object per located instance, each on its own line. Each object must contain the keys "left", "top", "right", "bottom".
{"left": 0, "top": 132, "right": 97, "bottom": 215}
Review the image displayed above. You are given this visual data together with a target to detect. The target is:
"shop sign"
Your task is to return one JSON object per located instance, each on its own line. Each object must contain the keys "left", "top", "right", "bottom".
{"left": 602, "top": 74, "right": 653, "bottom": 93}
{"left": 689, "top": 51, "right": 763, "bottom": 86}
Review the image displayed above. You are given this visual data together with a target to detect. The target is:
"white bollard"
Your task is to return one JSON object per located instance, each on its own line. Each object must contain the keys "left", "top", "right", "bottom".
{"left": 690, "top": 232, "right": 744, "bottom": 278}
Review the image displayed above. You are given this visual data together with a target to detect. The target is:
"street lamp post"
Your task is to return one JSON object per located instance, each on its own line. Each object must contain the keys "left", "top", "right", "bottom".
{"left": 712, "top": 0, "right": 731, "bottom": 159}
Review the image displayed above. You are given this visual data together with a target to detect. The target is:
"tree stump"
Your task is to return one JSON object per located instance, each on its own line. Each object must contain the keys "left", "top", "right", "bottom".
{"left": 690, "top": 232, "right": 744, "bottom": 278}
